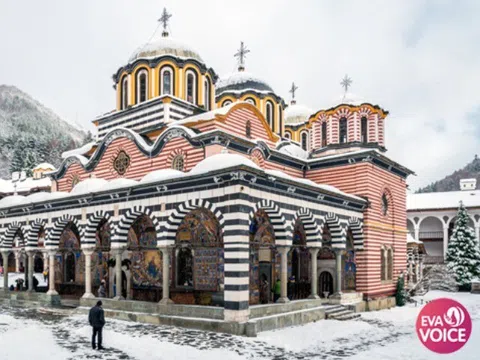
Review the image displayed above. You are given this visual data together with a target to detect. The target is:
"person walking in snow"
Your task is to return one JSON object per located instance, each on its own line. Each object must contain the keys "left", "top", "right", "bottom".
{"left": 89, "top": 300, "right": 106, "bottom": 350}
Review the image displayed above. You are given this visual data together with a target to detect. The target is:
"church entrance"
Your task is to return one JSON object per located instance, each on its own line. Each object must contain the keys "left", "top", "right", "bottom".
{"left": 319, "top": 271, "right": 333, "bottom": 297}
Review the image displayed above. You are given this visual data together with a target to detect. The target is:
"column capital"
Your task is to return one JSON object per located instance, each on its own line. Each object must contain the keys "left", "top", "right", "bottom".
{"left": 82, "top": 248, "right": 95, "bottom": 256}
{"left": 277, "top": 246, "right": 290, "bottom": 255}
{"left": 309, "top": 247, "right": 320, "bottom": 255}
{"left": 47, "top": 249, "right": 58, "bottom": 257}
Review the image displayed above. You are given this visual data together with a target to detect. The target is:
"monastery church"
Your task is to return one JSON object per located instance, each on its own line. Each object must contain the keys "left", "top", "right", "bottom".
{"left": 0, "top": 9, "right": 413, "bottom": 334}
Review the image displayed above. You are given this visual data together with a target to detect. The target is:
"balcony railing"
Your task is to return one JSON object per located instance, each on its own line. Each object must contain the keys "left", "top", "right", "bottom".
{"left": 418, "top": 231, "right": 443, "bottom": 240}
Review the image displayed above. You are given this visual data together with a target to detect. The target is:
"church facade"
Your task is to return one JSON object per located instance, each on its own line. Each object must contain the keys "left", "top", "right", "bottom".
{"left": 0, "top": 9, "right": 412, "bottom": 328}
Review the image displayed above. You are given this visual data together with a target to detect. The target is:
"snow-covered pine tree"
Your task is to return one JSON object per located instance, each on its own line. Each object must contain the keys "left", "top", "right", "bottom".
{"left": 9, "top": 142, "right": 25, "bottom": 174}
{"left": 23, "top": 150, "right": 37, "bottom": 177}
{"left": 446, "top": 201, "right": 480, "bottom": 290}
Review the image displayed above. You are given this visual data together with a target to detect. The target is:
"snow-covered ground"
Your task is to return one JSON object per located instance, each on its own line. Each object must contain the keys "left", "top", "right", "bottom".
{"left": 0, "top": 291, "right": 478, "bottom": 359}
{"left": 0, "top": 272, "right": 47, "bottom": 288}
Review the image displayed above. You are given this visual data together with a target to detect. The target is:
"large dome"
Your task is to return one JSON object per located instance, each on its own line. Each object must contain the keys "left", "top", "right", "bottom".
{"left": 216, "top": 71, "right": 274, "bottom": 96}
{"left": 129, "top": 36, "right": 204, "bottom": 64}
{"left": 284, "top": 103, "right": 313, "bottom": 125}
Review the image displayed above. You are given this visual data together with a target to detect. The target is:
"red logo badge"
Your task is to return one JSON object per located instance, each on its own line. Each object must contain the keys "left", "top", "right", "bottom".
{"left": 416, "top": 298, "right": 472, "bottom": 354}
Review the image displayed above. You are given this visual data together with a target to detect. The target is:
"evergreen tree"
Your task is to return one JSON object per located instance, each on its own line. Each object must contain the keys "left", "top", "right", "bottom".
{"left": 9, "top": 141, "right": 25, "bottom": 174}
{"left": 395, "top": 274, "right": 407, "bottom": 306}
{"left": 446, "top": 202, "right": 480, "bottom": 290}
{"left": 23, "top": 150, "right": 37, "bottom": 177}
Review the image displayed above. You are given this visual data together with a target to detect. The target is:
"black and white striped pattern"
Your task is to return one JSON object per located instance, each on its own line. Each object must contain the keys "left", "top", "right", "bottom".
{"left": 112, "top": 206, "right": 160, "bottom": 247}
{"left": 162, "top": 199, "right": 225, "bottom": 247}
{"left": 26, "top": 218, "right": 46, "bottom": 249}
{"left": 46, "top": 214, "right": 80, "bottom": 248}
{"left": 83, "top": 211, "right": 112, "bottom": 248}
{"left": 290, "top": 208, "right": 322, "bottom": 247}
{"left": 0, "top": 221, "right": 26, "bottom": 249}
{"left": 325, "top": 212, "right": 346, "bottom": 249}
{"left": 249, "top": 200, "right": 289, "bottom": 246}
{"left": 348, "top": 217, "right": 364, "bottom": 250}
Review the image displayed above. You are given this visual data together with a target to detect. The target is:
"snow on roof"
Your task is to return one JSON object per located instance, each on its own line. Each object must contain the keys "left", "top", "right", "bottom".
{"left": 100, "top": 178, "right": 138, "bottom": 191}
{"left": 407, "top": 190, "right": 480, "bottom": 211}
{"left": 284, "top": 104, "right": 313, "bottom": 125}
{"left": 140, "top": 169, "right": 184, "bottom": 184}
{"left": 71, "top": 178, "right": 109, "bottom": 195}
{"left": 0, "top": 177, "right": 51, "bottom": 194}
{"left": 0, "top": 195, "right": 26, "bottom": 208}
{"left": 129, "top": 36, "right": 203, "bottom": 64}
{"left": 169, "top": 102, "right": 239, "bottom": 126}
{"left": 407, "top": 233, "right": 423, "bottom": 244}
{"left": 277, "top": 142, "right": 309, "bottom": 160}
{"left": 216, "top": 71, "right": 274, "bottom": 96}
{"left": 61, "top": 142, "right": 96, "bottom": 159}
{"left": 189, "top": 153, "right": 261, "bottom": 175}
{"left": 33, "top": 163, "right": 55, "bottom": 171}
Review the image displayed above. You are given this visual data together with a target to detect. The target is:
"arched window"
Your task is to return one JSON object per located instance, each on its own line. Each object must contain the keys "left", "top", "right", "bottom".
{"left": 361, "top": 116, "right": 368, "bottom": 143}
{"left": 204, "top": 78, "right": 211, "bottom": 111}
{"left": 121, "top": 76, "right": 128, "bottom": 110}
{"left": 136, "top": 69, "right": 148, "bottom": 104}
{"left": 387, "top": 248, "right": 393, "bottom": 280}
{"left": 381, "top": 193, "right": 389, "bottom": 216}
{"left": 301, "top": 131, "right": 308, "bottom": 151}
{"left": 265, "top": 101, "right": 274, "bottom": 129}
{"left": 186, "top": 70, "right": 197, "bottom": 104}
{"left": 222, "top": 100, "right": 232, "bottom": 107}
{"left": 321, "top": 122, "right": 327, "bottom": 147}
{"left": 245, "top": 97, "right": 256, "bottom": 105}
{"left": 381, "top": 247, "right": 386, "bottom": 281}
{"left": 339, "top": 117, "right": 347, "bottom": 143}
{"left": 284, "top": 132, "right": 291, "bottom": 140}
{"left": 246, "top": 120, "right": 251, "bottom": 138}
{"left": 172, "top": 155, "right": 185, "bottom": 171}
{"left": 160, "top": 67, "right": 173, "bottom": 95}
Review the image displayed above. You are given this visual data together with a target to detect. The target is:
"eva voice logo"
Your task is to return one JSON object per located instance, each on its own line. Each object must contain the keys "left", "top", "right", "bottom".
{"left": 416, "top": 298, "right": 472, "bottom": 354}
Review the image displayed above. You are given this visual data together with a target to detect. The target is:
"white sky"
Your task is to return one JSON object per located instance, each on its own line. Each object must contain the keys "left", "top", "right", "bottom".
{"left": 0, "top": 0, "right": 479, "bottom": 191}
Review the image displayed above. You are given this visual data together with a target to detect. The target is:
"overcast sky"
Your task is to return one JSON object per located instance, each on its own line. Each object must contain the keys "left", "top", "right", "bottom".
{"left": 0, "top": 0, "right": 479, "bottom": 191}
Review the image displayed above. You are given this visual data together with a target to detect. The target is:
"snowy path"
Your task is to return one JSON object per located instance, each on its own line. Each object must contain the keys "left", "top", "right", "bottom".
{"left": 0, "top": 291, "right": 478, "bottom": 359}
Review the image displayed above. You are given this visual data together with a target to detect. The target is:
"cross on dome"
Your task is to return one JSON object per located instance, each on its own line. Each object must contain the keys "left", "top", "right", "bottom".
{"left": 158, "top": 7, "right": 172, "bottom": 37}
{"left": 289, "top": 82, "right": 298, "bottom": 104}
{"left": 340, "top": 74, "right": 352, "bottom": 100}
{"left": 234, "top": 41, "right": 250, "bottom": 72}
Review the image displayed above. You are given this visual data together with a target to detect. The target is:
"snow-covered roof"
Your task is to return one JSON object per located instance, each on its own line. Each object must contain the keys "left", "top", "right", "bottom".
{"left": 71, "top": 178, "right": 108, "bottom": 195}
{"left": 407, "top": 190, "right": 480, "bottom": 211}
{"left": 168, "top": 102, "right": 238, "bottom": 126}
{"left": 189, "top": 153, "right": 261, "bottom": 175}
{"left": 33, "top": 163, "right": 55, "bottom": 171}
{"left": 140, "top": 169, "right": 184, "bottom": 184}
{"left": 277, "top": 143, "right": 309, "bottom": 159}
{"left": 100, "top": 178, "right": 138, "bottom": 191}
{"left": 129, "top": 36, "right": 203, "bottom": 64}
{"left": 0, "top": 177, "right": 51, "bottom": 195}
{"left": 0, "top": 195, "right": 26, "bottom": 208}
{"left": 284, "top": 104, "right": 313, "bottom": 125}
{"left": 61, "top": 142, "right": 96, "bottom": 159}
{"left": 407, "top": 233, "right": 423, "bottom": 244}
{"left": 216, "top": 71, "right": 274, "bottom": 96}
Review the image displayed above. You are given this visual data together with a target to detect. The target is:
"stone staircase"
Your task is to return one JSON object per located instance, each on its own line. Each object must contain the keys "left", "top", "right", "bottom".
{"left": 324, "top": 305, "right": 360, "bottom": 321}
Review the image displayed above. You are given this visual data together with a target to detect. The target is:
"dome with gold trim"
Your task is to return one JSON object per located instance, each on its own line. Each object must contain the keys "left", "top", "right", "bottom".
{"left": 216, "top": 71, "right": 274, "bottom": 97}
{"left": 284, "top": 103, "right": 313, "bottom": 125}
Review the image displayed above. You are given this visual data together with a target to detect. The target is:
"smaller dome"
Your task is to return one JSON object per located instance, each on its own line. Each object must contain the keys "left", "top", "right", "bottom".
{"left": 284, "top": 103, "right": 313, "bottom": 125}
{"left": 328, "top": 92, "right": 365, "bottom": 108}
{"left": 216, "top": 71, "right": 274, "bottom": 96}
{"left": 129, "top": 36, "right": 203, "bottom": 64}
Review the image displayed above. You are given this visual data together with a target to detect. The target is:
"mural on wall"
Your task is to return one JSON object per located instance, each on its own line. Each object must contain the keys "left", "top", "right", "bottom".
{"left": 38, "top": 228, "right": 45, "bottom": 248}
{"left": 56, "top": 225, "right": 83, "bottom": 284}
{"left": 92, "top": 220, "right": 111, "bottom": 287}
{"left": 290, "top": 219, "right": 310, "bottom": 281}
{"left": 344, "top": 231, "right": 356, "bottom": 291}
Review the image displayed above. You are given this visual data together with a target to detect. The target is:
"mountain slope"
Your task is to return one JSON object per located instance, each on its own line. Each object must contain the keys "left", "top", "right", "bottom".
{"left": 416, "top": 155, "right": 480, "bottom": 193}
{"left": 0, "top": 85, "right": 89, "bottom": 179}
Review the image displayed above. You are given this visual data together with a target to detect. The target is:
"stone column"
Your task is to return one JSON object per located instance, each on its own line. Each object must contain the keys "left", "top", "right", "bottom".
{"left": 126, "top": 270, "right": 132, "bottom": 300}
{"left": 334, "top": 250, "right": 343, "bottom": 294}
{"left": 159, "top": 247, "right": 174, "bottom": 304}
{"left": 1, "top": 251, "right": 9, "bottom": 291}
{"left": 27, "top": 251, "right": 34, "bottom": 292}
{"left": 475, "top": 225, "right": 480, "bottom": 249}
{"left": 82, "top": 249, "right": 94, "bottom": 299}
{"left": 277, "top": 246, "right": 290, "bottom": 303}
{"left": 47, "top": 250, "right": 58, "bottom": 295}
{"left": 113, "top": 249, "right": 124, "bottom": 300}
{"left": 443, "top": 225, "right": 449, "bottom": 260}
{"left": 414, "top": 223, "right": 420, "bottom": 242}
{"left": 14, "top": 250, "right": 20, "bottom": 272}
{"left": 308, "top": 248, "right": 320, "bottom": 299}
{"left": 43, "top": 252, "right": 48, "bottom": 272}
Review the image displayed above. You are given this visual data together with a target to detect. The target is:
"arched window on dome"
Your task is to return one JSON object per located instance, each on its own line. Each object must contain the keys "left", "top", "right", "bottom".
{"left": 172, "top": 155, "right": 185, "bottom": 172}
{"left": 204, "top": 77, "right": 211, "bottom": 111}
{"left": 160, "top": 67, "right": 174, "bottom": 96}
{"left": 121, "top": 76, "right": 128, "bottom": 110}
{"left": 265, "top": 101, "right": 274, "bottom": 129}
{"left": 339, "top": 117, "right": 347, "bottom": 144}
{"left": 246, "top": 120, "right": 251, "bottom": 138}
{"left": 245, "top": 97, "right": 256, "bottom": 106}
{"left": 185, "top": 70, "right": 197, "bottom": 105}
{"left": 222, "top": 100, "right": 232, "bottom": 107}
{"left": 301, "top": 131, "right": 308, "bottom": 151}
{"left": 321, "top": 121, "right": 327, "bottom": 147}
{"left": 284, "top": 131, "right": 291, "bottom": 140}
{"left": 361, "top": 116, "right": 368, "bottom": 143}
{"left": 136, "top": 69, "right": 148, "bottom": 104}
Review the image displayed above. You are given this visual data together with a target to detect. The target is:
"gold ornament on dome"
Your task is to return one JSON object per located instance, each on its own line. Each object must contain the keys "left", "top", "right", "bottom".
{"left": 113, "top": 150, "right": 130, "bottom": 175}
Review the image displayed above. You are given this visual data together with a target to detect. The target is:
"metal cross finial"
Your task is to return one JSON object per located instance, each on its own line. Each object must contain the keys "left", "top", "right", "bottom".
{"left": 289, "top": 82, "right": 298, "bottom": 101}
{"left": 158, "top": 7, "right": 172, "bottom": 32}
{"left": 340, "top": 74, "right": 352, "bottom": 93}
{"left": 234, "top": 41, "right": 250, "bottom": 71}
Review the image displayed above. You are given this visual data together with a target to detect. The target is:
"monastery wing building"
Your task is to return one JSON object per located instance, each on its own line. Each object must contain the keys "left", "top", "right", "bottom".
{"left": 0, "top": 10, "right": 413, "bottom": 335}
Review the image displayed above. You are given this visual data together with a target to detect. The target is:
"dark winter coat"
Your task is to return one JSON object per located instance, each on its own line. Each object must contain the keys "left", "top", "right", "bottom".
{"left": 89, "top": 306, "right": 106, "bottom": 328}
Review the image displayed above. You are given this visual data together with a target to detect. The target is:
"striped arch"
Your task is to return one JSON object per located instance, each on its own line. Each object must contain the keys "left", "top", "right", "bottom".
{"left": 46, "top": 214, "right": 80, "bottom": 248}
{"left": 27, "top": 218, "right": 47, "bottom": 248}
{"left": 325, "top": 213, "right": 347, "bottom": 249}
{"left": 1, "top": 221, "right": 27, "bottom": 249}
{"left": 290, "top": 208, "right": 322, "bottom": 247}
{"left": 348, "top": 217, "right": 364, "bottom": 250}
{"left": 83, "top": 211, "right": 112, "bottom": 248}
{"left": 162, "top": 199, "right": 225, "bottom": 246}
{"left": 249, "top": 199, "right": 289, "bottom": 245}
{"left": 113, "top": 206, "right": 160, "bottom": 247}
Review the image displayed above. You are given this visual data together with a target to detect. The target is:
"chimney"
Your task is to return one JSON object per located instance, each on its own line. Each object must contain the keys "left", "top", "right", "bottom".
{"left": 460, "top": 178, "right": 477, "bottom": 191}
